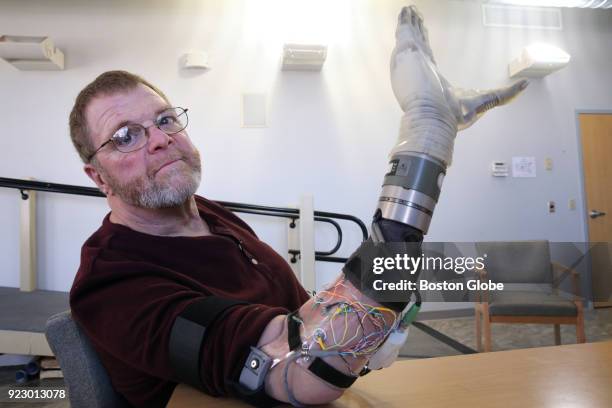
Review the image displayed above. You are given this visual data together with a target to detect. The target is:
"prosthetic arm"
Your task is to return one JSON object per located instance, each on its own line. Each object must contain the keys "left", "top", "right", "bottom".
{"left": 170, "top": 5, "right": 528, "bottom": 407}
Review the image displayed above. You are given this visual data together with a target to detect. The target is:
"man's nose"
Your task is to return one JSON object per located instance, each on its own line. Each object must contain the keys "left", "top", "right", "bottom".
{"left": 146, "top": 124, "right": 173, "bottom": 153}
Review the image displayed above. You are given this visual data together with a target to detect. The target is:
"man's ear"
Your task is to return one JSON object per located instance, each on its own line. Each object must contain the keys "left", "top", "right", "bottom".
{"left": 84, "top": 163, "right": 111, "bottom": 196}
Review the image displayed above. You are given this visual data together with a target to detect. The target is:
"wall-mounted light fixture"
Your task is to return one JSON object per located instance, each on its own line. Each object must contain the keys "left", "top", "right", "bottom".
{"left": 509, "top": 43, "right": 570, "bottom": 78}
{"left": 180, "top": 52, "right": 209, "bottom": 70}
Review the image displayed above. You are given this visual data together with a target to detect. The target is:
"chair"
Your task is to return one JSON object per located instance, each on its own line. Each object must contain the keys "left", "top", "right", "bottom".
{"left": 474, "top": 241, "right": 585, "bottom": 352}
{"left": 45, "top": 310, "right": 131, "bottom": 408}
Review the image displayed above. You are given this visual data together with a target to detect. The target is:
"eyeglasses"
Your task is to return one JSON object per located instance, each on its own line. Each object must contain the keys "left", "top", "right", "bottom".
{"left": 87, "top": 107, "right": 189, "bottom": 162}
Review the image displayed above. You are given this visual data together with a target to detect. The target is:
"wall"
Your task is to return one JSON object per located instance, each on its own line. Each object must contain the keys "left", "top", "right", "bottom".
{"left": 0, "top": 0, "right": 610, "bottom": 293}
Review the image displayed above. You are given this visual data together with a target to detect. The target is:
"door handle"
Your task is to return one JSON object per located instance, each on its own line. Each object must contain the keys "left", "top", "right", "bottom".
{"left": 590, "top": 210, "right": 607, "bottom": 219}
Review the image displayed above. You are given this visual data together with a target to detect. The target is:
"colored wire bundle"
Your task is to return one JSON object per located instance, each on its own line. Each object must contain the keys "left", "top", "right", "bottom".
{"left": 302, "top": 278, "right": 399, "bottom": 356}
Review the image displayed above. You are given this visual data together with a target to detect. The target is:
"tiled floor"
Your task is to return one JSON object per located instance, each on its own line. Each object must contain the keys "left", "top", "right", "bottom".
{"left": 401, "top": 307, "right": 612, "bottom": 358}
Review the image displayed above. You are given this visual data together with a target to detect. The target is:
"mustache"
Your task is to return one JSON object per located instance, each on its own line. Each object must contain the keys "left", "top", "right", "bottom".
{"left": 154, "top": 156, "right": 180, "bottom": 170}
{"left": 149, "top": 150, "right": 201, "bottom": 177}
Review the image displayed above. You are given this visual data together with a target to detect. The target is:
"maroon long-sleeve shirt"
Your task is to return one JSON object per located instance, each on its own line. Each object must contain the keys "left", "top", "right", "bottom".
{"left": 70, "top": 195, "right": 310, "bottom": 407}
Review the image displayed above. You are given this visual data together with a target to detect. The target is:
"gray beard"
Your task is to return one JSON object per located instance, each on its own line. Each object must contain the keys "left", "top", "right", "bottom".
{"left": 135, "top": 167, "right": 201, "bottom": 208}
{"left": 102, "top": 158, "right": 202, "bottom": 209}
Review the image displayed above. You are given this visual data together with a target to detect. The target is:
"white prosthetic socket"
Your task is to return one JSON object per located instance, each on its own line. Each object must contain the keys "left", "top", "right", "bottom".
{"left": 236, "top": 5, "right": 529, "bottom": 407}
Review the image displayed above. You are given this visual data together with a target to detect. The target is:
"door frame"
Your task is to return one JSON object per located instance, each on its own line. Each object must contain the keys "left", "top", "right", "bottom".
{"left": 574, "top": 109, "right": 612, "bottom": 307}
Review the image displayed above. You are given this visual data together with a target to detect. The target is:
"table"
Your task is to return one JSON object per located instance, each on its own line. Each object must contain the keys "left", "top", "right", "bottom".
{"left": 167, "top": 341, "right": 612, "bottom": 407}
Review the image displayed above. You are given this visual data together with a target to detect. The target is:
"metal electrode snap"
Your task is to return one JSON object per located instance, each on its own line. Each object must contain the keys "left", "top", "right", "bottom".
{"left": 250, "top": 358, "right": 260, "bottom": 370}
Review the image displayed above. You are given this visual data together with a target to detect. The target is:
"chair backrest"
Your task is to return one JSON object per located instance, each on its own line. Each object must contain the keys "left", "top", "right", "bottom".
{"left": 45, "top": 311, "right": 131, "bottom": 408}
{"left": 475, "top": 241, "right": 552, "bottom": 284}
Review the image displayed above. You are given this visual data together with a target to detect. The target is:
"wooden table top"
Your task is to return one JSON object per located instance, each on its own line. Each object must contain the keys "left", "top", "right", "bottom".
{"left": 167, "top": 341, "right": 612, "bottom": 408}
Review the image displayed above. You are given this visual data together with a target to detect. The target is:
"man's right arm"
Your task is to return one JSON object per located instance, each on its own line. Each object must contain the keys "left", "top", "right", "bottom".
{"left": 70, "top": 258, "right": 289, "bottom": 399}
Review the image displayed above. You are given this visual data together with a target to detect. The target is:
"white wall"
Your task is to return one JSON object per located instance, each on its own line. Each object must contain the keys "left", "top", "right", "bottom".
{"left": 0, "top": 0, "right": 610, "bottom": 292}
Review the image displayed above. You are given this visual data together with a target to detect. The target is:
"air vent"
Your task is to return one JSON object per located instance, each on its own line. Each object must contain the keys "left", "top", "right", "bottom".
{"left": 482, "top": 4, "right": 563, "bottom": 29}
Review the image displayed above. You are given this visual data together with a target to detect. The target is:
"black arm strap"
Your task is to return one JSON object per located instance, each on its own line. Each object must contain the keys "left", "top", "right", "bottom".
{"left": 169, "top": 297, "right": 248, "bottom": 389}
{"left": 308, "top": 358, "right": 357, "bottom": 388}
{"left": 286, "top": 311, "right": 357, "bottom": 389}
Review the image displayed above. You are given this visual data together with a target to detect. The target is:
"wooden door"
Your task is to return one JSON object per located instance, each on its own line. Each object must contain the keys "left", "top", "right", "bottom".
{"left": 579, "top": 113, "right": 612, "bottom": 307}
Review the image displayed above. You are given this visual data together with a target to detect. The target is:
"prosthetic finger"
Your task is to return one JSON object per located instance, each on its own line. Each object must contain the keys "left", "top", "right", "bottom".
{"left": 394, "top": 5, "right": 436, "bottom": 65}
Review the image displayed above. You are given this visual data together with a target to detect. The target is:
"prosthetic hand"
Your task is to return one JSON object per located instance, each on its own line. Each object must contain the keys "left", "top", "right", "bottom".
{"left": 231, "top": 5, "right": 528, "bottom": 406}
{"left": 389, "top": 5, "right": 528, "bottom": 167}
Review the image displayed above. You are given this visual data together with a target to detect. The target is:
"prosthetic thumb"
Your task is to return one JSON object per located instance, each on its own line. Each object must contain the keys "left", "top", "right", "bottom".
{"left": 449, "top": 79, "right": 529, "bottom": 130}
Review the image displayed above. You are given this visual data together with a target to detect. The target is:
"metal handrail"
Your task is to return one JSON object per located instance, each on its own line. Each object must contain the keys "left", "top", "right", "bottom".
{"left": 0, "top": 177, "right": 104, "bottom": 199}
{"left": 0, "top": 177, "right": 368, "bottom": 262}
{"left": 218, "top": 199, "right": 368, "bottom": 240}
{"left": 215, "top": 207, "right": 344, "bottom": 259}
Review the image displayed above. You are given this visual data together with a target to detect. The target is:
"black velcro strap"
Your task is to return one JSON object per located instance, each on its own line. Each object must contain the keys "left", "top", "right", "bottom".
{"left": 169, "top": 297, "right": 248, "bottom": 389}
{"left": 287, "top": 311, "right": 302, "bottom": 351}
{"left": 308, "top": 357, "right": 357, "bottom": 389}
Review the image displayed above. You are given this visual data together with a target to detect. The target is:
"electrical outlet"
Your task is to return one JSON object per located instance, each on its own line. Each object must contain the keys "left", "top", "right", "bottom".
{"left": 568, "top": 199, "right": 576, "bottom": 210}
